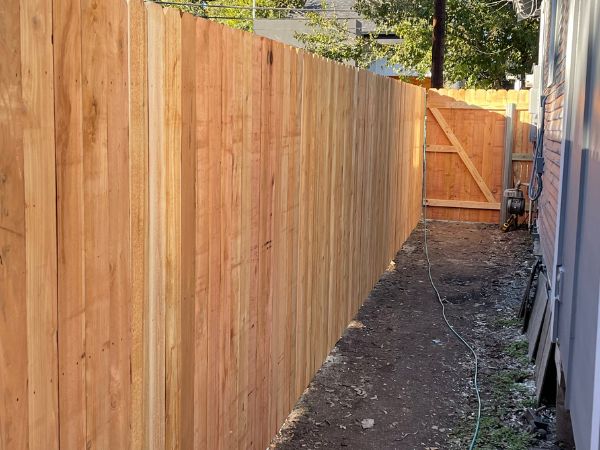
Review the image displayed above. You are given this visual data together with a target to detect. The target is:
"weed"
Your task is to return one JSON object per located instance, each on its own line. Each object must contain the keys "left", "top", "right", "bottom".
{"left": 450, "top": 415, "right": 532, "bottom": 450}
{"left": 504, "top": 340, "right": 529, "bottom": 364}
{"left": 476, "top": 416, "right": 533, "bottom": 449}
{"left": 490, "top": 369, "right": 532, "bottom": 408}
{"left": 495, "top": 317, "right": 521, "bottom": 328}
{"left": 450, "top": 319, "right": 537, "bottom": 449}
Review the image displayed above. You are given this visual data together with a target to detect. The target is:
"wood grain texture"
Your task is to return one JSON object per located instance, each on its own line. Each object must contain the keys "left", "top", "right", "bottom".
{"left": 180, "top": 11, "right": 197, "bottom": 450}
{"left": 128, "top": 0, "right": 148, "bottom": 448}
{"left": 0, "top": 2, "right": 29, "bottom": 448}
{"left": 106, "top": 2, "right": 132, "bottom": 446}
{"left": 53, "top": 0, "right": 86, "bottom": 445}
{"left": 193, "top": 15, "right": 210, "bottom": 450}
{"left": 146, "top": 3, "right": 167, "bottom": 448}
{"left": 426, "top": 199, "right": 501, "bottom": 210}
{"left": 80, "top": 0, "right": 113, "bottom": 446}
{"left": 51, "top": 1, "right": 137, "bottom": 448}
{"left": 1, "top": 3, "right": 426, "bottom": 448}
{"left": 426, "top": 89, "right": 533, "bottom": 223}
{"left": 163, "top": 7, "right": 182, "bottom": 450}
{"left": 21, "top": 0, "right": 60, "bottom": 446}
{"left": 429, "top": 107, "right": 496, "bottom": 202}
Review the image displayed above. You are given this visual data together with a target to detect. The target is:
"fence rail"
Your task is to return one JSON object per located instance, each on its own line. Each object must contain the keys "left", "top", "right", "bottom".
{"left": 0, "top": 1, "right": 425, "bottom": 448}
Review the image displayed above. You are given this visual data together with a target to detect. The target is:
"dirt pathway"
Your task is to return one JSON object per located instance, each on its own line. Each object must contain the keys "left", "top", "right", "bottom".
{"left": 270, "top": 221, "right": 554, "bottom": 450}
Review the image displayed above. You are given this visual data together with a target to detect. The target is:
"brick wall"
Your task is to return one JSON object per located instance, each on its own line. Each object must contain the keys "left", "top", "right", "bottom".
{"left": 539, "top": 0, "right": 569, "bottom": 280}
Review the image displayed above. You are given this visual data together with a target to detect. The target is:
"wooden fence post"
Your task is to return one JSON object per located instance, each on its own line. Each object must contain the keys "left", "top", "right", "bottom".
{"left": 501, "top": 103, "right": 516, "bottom": 225}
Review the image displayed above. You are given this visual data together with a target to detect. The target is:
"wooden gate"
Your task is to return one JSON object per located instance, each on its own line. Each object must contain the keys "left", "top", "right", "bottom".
{"left": 425, "top": 89, "right": 534, "bottom": 223}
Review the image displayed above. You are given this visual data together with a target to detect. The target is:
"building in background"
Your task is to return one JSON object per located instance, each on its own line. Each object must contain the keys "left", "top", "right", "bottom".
{"left": 254, "top": 0, "right": 431, "bottom": 84}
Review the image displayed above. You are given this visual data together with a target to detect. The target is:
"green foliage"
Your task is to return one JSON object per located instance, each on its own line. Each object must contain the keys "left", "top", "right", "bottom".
{"left": 294, "top": 10, "right": 377, "bottom": 68}
{"left": 475, "top": 416, "right": 533, "bottom": 450}
{"left": 504, "top": 339, "right": 529, "bottom": 364}
{"left": 297, "top": 0, "right": 539, "bottom": 87}
{"left": 450, "top": 367, "right": 535, "bottom": 449}
{"left": 489, "top": 369, "right": 531, "bottom": 411}
{"left": 494, "top": 316, "right": 521, "bottom": 328}
{"left": 167, "top": 0, "right": 304, "bottom": 32}
{"left": 207, "top": 0, "right": 254, "bottom": 32}
{"left": 450, "top": 309, "right": 538, "bottom": 449}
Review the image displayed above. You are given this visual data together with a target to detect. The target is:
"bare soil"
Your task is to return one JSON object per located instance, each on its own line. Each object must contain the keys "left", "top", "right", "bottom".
{"left": 270, "top": 221, "right": 557, "bottom": 450}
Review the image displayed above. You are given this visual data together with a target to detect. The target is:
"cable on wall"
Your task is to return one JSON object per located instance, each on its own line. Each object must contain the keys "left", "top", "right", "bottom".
{"left": 529, "top": 95, "right": 547, "bottom": 201}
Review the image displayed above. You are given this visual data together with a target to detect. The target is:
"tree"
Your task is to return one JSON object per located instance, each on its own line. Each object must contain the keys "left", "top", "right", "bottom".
{"left": 294, "top": 10, "right": 377, "bottom": 67}
{"left": 297, "top": 0, "right": 539, "bottom": 88}
{"left": 170, "top": 0, "right": 305, "bottom": 32}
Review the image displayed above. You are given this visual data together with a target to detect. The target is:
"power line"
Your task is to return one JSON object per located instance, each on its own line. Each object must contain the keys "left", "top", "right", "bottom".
{"left": 147, "top": 1, "right": 355, "bottom": 13}
{"left": 145, "top": 1, "right": 363, "bottom": 21}
{"left": 200, "top": 15, "right": 362, "bottom": 20}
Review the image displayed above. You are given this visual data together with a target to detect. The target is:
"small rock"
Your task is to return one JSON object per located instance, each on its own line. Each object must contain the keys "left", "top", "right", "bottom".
{"left": 353, "top": 387, "right": 367, "bottom": 397}
{"left": 361, "top": 418, "right": 375, "bottom": 429}
{"left": 536, "top": 428, "right": 547, "bottom": 439}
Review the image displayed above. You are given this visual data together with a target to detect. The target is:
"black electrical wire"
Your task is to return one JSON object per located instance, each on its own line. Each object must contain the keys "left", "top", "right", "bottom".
{"left": 146, "top": 1, "right": 355, "bottom": 12}
{"left": 529, "top": 96, "right": 547, "bottom": 202}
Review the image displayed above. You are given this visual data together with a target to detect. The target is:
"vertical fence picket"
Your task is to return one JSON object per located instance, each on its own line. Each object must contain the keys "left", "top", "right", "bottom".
{"left": 146, "top": 4, "right": 167, "bottom": 448}
{"left": 193, "top": 15, "right": 210, "bottom": 450}
{"left": 1, "top": 2, "right": 29, "bottom": 449}
{"left": 180, "top": 11, "right": 198, "bottom": 450}
{"left": 128, "top": 1, "right": 149, "bottom": 448}
{"left": 54, "top": 0, "right": 85, "bottom": 445}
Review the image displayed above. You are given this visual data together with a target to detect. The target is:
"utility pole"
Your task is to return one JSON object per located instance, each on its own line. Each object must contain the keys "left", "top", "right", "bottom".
{"left": 431, "top": 0, "right": 446, "bottom": 88}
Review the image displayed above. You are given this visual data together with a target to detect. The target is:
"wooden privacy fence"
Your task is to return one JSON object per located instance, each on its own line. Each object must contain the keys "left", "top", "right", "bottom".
{"left": 0, "top": 0, "right": 425, "bottom": 448}
{"left": 425, "top": 89, "right": 534, "bottom": 223}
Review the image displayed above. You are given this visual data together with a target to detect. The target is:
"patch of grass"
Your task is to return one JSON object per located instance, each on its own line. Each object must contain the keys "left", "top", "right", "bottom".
{"left": 494, "top": 316, "right": 521, "bottom": 328}
{"left": 490, "top": 369, "right": 532, "bottom": 411}
{"left": 451, "top": 354, "right": 536, "bottom": 448}
{"left": 451, "top": 415, "right": 532, "bottom": 450}
{"left": 504, "top": 339, "right": 531, "bottom": 367}
{"left": 476, "top": 416, "right": 533, "bottom": 450}
{"left": 450, "top": 295, "right": 538, "bottom": 448}
{"left": 522, "top": 395, "right": 538, "bottom": 409}
{"left": 504, "top": 340, "right": 528, "bottom": 359}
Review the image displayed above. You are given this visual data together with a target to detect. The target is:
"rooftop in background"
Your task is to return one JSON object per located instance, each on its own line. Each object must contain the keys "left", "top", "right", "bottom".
{"left": 254, "top": 0, "right": 410, "bottom": 76}
{"left": 304, "top": 0, "right": 355, "bottom": 15}
{"left": 302, "top": 0, "right": 377, "bottom": 32}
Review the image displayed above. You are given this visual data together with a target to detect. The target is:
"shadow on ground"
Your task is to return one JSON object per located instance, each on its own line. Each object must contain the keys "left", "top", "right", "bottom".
{"left": 270, "top": 221, "right": 557, "bottom": 450}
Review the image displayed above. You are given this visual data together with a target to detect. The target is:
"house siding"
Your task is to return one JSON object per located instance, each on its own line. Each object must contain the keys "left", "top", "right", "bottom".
{"left": 539, "top": 0, "right": 569, "bottom": 280}
{"left": 533, "top": 1, "right": 600, "bottom": 446}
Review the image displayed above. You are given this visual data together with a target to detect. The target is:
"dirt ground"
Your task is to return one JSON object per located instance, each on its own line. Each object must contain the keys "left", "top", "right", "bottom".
{"left": 270, "top": 221, "right": 558, "bottom": 450}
